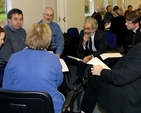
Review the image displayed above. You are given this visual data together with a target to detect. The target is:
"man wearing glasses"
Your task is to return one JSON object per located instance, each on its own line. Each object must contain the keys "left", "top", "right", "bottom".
{"left": 73, "top": 17, "right": 107, "bottom": 85}
{"left": 38, "top": 7, "right": 64, "bottom": 58}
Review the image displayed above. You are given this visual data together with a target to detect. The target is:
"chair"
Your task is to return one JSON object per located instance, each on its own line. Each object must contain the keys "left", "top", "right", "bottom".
{"left": 0, "top": 89, "right": 74, "bottom": 113}
{"left": 67, "top": 27, "right": 79, "bottom": 37}
{"left": 105, "top": 31, "right": 117, "bottom": 50}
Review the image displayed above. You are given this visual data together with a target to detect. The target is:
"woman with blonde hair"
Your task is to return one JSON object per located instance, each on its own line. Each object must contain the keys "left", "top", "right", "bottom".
{"left": 2, "top": 23, "right": 64, "bottom": 113}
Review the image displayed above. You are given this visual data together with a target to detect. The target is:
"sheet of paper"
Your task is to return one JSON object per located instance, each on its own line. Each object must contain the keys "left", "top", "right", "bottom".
{"left": 87, "top": 57, "right": 111, "bottom": 70}
{"left": 59, "top": 59, "right": 69, "bottom": 72}
{"left": 67, "top": 55, "right": 82, "bottom": 61}
{"left": 100, "top": 53, "right": 123, "bottom": 60}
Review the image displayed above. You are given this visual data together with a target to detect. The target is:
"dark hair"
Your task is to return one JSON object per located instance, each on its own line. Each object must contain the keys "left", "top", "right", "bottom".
{"left": 126, "top": 10, "right": 141, "bottom": 24}
{"left": 113, "top": 6, "right": 119, "bottom": 11}
{"left": 7, "top": 8, "right": 23, "bottom": 19}
{"left": 106, "top": 5, "right": 112, "bottom": 11}
{"left": 127, "top": 5, "right": 132, "bottom": 9}
{"left": 0, "top": 26, "right": 5, "bottom": 33}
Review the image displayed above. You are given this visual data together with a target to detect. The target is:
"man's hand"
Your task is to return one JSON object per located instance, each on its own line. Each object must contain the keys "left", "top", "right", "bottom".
{"left": 56, "top": 54, "right": 60, "bottom": 58}
{"left": 83, "top": 34, "right": 90, "bottom": 46}
{"left": 82, "top": 55, "right": 92, "bottom": 63}
{"left": 91, "top": 65, "right": 103, "bottom": 76}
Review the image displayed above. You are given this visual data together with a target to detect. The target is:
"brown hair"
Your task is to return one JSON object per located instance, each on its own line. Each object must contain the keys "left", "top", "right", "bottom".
{"left": 25, "top": 23, "right": 51, "bottom": 50}
{"left": 0, "top": 26, "right": 5, "bottom": 33}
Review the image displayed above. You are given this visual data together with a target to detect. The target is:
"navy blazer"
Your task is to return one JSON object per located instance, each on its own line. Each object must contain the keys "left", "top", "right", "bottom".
{"left": 98, "top": 43, "right": 141, "bottom": 113}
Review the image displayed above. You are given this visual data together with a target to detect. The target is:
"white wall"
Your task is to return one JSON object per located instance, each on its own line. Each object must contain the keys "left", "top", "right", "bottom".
{"left": 9, "top": 0, "right": 85, "bottom": 33}
{"left": 10, "top": 0, "right": 56, "bottom": 32}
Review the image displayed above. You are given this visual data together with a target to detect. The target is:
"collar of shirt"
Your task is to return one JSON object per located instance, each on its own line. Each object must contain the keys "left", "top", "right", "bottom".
{"left": 91, "top": 32, "right": 95, "bottom": 40}
{"left": 133, "top": 26, "right": 139, "bottom": 33}
{"left": 7, "top": 24, "right": 17, "bottom": 32}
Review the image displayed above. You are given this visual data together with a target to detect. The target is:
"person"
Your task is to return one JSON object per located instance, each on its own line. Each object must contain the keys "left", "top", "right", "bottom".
{"left": 73, "top": 17, "right": 107, "bottom": 85}
{"left": 0, "top": 8, "right": 26, "bottom": 87}
{"left": 110, "top": 7, "right": 128, "bottom": 47}
{"left": 38, "top": 7, "right": 64, "bottom": 58}
{"left": 81, "top": 43, "right": 141, "bottom": 113}
{"left": 92, "top": 6, "right": 106, "bottom": 31}
{"left": 124, "top": 10, "right": 141, "bottom": 53}
{"left": 104, "top": 5, "right": 114, "bottom": 24}
{"left": 0, "top": 27, "right": 5, "bottom": 87}
{"left": 124, "top": 5, "right": 133, "bottom": 17}
{"left": 2, "top": 23, "right": 65, "bottom": 113}
{"left": 0, "top": 27, "right": 5, "bottom": 48}
{"left": 113, "top": 5, "right": 119, "bottom": 17}
{"left": 138, "top": 4, "right": 141, "bottom": 11}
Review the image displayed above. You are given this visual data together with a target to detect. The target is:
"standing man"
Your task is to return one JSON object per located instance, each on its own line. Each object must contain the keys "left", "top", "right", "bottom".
{"left": 73, "top": 17, "right": 107, "bottom": 85}
{"left": 38, "top": 7, "right": 64, "bottom": 58}
{"left": 0, "top": 8, "right": 26, "bottom": 87}
{"left": 124, "top": 10, "right": 141, "bottom": 53}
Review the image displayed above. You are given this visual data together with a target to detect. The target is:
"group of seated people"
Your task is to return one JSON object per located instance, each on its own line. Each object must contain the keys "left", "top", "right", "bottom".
{"left": 0, "top": 4, "right": 141, "bottom": 113}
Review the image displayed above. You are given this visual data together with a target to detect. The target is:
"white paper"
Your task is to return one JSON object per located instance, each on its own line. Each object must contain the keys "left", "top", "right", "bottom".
{"left": 100, "top": 53, "right": 123, "bottom": 60}
{"left": 59, "top": 59, "right": 69, "bottom": 72}
{"left": 87, "top": 57, "right": 111, "bottom": 70}
{"left": 67, "top": 55, "right": 82, "bottom": 61}
{"left": 105, "top": 23, "right": 111, "bottom": 29}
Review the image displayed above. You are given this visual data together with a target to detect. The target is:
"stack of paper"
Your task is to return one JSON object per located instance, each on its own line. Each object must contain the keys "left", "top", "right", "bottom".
{"left": 100, "top": 53, "right": 123, "bottom": 60}
{"left": 87, "top": 57, "right": 111, "bottom": 70}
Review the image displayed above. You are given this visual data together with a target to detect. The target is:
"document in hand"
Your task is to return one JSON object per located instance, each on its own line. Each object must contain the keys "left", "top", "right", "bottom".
{"left": 67, "top": 55, "right": 82, "bottom": 61}
{"left": 87, "top": 57, "right": 111, "bottom": 70}
{"left": 100, "top": 53, "right": 123, "bottom": 60}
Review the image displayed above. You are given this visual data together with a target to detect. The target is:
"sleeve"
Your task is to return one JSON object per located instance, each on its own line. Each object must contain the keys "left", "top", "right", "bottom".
{"left": 100, "top": 45, "right": 141, "bottom": 86}
{"left": 2, "top": 58, "right": 13, "bottom": 88}
{"left": 56, "top": 58, "right": 64, "bottom": 87}
{"left": 55, "top": 25, "right": 64, "bottom": 55}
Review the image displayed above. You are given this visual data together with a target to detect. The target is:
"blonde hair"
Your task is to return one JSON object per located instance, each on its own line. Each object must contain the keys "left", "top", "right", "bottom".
{"left": 25, "top": 23, "right": 51, "bottom": 50}
{"left": 85, "top": 16, "right": 98, "bottom": 29}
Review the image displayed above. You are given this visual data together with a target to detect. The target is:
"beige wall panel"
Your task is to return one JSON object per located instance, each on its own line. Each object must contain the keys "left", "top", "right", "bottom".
{"left": 66, "top": 0, "right": 85, "bottom": 32}
{"left": 43, "top": 0, "right": 57, "bottom": 22}
{"left": 124, "top": 0, "right": 140, "bottom": 10}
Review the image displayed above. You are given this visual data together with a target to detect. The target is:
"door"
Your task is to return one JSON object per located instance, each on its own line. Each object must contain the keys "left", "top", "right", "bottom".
{"left": 57, "top": 0, "right": 85, "bottom": 32}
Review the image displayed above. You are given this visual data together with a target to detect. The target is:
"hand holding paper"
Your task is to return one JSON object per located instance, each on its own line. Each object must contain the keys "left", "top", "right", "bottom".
{"left": 91, "top": 65, "right": 103, "bottom": 76}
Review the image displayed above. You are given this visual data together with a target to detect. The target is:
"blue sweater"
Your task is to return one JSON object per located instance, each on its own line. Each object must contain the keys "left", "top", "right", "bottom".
{"left": 2, "top": 48, "right": 64, "bottom": 113}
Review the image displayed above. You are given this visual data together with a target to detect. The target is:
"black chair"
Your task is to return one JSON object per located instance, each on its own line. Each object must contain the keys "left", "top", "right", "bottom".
{"left": 0, "top": 89, "right": 74, "bottom": 113}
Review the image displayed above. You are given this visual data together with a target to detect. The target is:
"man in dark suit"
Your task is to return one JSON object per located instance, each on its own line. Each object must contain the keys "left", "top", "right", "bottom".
{"left": 92, "top": 6, "right": 106, "bottom": 31}
{"left": 124, "top": 10, "right": 141, "bottom": 53}
{"left": 73, "top": 17, "right": 107, "bottom": 85}
{"left": 110, "top": 7, "right": 128, "bottom": 47}
{"left": 104, "top": 5, "right": 114, "bottom": 24}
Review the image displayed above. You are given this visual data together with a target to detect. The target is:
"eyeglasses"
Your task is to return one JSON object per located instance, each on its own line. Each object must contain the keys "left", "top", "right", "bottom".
{"left": 44, "top": 13, "right": 53, "bottom": 17}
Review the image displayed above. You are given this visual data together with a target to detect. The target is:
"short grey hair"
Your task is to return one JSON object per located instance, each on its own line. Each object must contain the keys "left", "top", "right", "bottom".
{"left": 85, "top": 16, "right": 98, "bottom": 29}
{"left": 42, "top": 7, "right": 54, "bottom": 14}
{"left": 97, "top": 6, "right": 106, "bottom": 13}
{"left": 117, "top": 7, "right": 125, "bottom": 15}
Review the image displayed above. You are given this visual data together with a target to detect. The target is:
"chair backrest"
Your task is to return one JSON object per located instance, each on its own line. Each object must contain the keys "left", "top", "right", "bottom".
{"left": 67, "top": 27, "right": 79, "bottom": 37}
{"left": 105, "top": 31, "right": 117, "bottom": 50}
{"left": 0, "top": 89, "right": 55, "bottom": 113}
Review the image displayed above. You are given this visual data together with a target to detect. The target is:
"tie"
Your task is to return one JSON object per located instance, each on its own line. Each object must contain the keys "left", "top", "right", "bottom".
{"left": 132, "top": 32, "right": 136, "bottom": 45}
{"left": 89, "top": 37, "right": 92, "bottom": 50}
